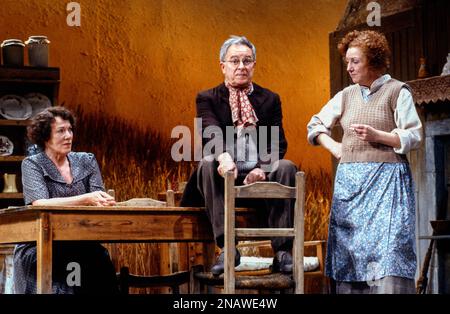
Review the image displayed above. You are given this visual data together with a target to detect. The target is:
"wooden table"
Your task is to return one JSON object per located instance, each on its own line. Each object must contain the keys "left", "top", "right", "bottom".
{"left": 0, "top": 205, "right": 216, "bottom": 294}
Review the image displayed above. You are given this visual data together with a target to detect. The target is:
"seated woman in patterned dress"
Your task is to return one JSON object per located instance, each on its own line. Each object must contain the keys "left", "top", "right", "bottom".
{"left": 13, "top": 106, "right": 118, "bottom": 294}
{"left": 307, "top": 30, "right": 422, "bottom": 293}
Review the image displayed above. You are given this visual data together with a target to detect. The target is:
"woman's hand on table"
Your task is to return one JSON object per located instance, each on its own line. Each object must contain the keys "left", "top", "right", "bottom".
{"left": 84, "top": 191, "right": 116, "bottom": 206}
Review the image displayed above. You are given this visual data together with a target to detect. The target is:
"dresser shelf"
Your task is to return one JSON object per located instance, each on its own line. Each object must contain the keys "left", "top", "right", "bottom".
{"left": 0, "top": 66, "right": 59, "bottom": 207}
{"left": 0, "top": 193, "right": 23, "bottom": 199}
{"left": 0, "top": 120, "right": 31, "bottom": 126}
{"left": 0, "top": 156, "right": 25, "bottom": 162}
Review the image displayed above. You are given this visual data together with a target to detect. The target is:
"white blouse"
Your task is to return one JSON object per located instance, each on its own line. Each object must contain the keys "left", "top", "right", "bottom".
{"left": 307, "top": 75, "right": 423, "bottom": 154}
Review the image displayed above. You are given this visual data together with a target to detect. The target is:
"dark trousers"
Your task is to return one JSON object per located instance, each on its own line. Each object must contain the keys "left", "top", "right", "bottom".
{"left": 196, "top": 158, "right": 297, "bottom": 252}
{"left": 13, "top": 242, "right": 119, "bottom": 294}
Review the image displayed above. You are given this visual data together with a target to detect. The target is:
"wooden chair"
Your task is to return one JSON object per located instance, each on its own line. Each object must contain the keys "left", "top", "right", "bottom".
{"left": 193, "top": 239, "right": 325, "bottom": 294}
{"left": 223, "top": 171, "right": 305, "bottom": 294}
{"left": 117, "top": 266, "right": 190, "bottom": 294}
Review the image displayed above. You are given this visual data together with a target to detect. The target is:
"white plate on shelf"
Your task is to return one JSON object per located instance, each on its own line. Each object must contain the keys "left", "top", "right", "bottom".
{"left": 24, "top": 93, "right": 52, "bottom": 117}
{"left": 0, "top": 135, "right": 14, "bottom": 156}
{"left": 0, "top": 95, "right": 32, "bottom": 120}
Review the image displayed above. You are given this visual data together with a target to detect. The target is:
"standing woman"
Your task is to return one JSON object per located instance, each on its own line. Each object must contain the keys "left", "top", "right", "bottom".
{"left": 307, "top": 30, "right": 422, "bottom": 293}
{"left": 14, "top": 106, "right": 118, "bottom": 294}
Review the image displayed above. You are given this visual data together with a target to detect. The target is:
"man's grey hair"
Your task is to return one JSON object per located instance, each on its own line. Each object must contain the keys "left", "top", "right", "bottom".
{"left": 219, "top": 35, "right": 256, "bottom": 62}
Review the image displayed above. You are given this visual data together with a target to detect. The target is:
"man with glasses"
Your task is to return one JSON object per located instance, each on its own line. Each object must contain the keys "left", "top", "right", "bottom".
{"left": 180, "top": 35, "right": 297, "bottom": 276}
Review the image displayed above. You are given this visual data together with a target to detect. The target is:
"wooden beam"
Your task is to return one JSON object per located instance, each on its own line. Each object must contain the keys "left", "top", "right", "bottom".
{"left": 50, "top": 212, "right": 214, "bottom": 242}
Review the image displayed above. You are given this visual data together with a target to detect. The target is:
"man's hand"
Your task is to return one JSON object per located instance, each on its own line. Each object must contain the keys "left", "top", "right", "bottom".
{"left": 217, "top": 152, "right": 237, "bottom": 178}
{"left": 217, "top": 160, "right": 238, "bottom": 178}
{"left": 243, "top": 168, "right": 266, "bottom": 185}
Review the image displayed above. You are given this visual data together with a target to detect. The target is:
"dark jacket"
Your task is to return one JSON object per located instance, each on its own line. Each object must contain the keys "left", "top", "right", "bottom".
{"left": 196, "top": 82, "right": 287, "bottom": 160}
{"left": 180, "top": 82, "right": 288, "bottom": 207}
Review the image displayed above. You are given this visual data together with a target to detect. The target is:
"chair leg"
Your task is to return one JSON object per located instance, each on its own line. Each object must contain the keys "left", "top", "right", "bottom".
{"left": 119, "top": 266, "right": 130, "bottom": 295}
{"left": 322, "top": 276, "right": 330, "bottom": 294}
{"left": 224, "top": 171, "right": 236, "bottom": 294}
{"left": 293, "top": 172, "right": 305, "bottom": 294}
{"left": 189, "top": 265, "right": 203, "bottom": 294}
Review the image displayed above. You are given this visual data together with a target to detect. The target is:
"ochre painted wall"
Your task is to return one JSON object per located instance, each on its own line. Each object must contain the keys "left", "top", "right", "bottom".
{"left": 0, "top": 0, "right": 348, "bottom": 172}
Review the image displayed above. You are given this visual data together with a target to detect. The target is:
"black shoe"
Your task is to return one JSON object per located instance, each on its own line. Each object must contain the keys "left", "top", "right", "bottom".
{"left": 272, "top": 250, "right": 293, "bottom": 274}
{"left": 210, "top": 248, "right": 241, "bottom": 276}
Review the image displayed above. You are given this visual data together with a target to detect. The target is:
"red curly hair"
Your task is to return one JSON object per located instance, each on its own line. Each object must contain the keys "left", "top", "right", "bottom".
{"left": 338, "top": 30, "right": 391, "bottom": 72}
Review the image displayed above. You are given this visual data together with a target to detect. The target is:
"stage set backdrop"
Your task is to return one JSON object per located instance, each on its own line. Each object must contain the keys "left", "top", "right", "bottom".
{"left": 0, "top": 0, "right": 348, "bottom": 172}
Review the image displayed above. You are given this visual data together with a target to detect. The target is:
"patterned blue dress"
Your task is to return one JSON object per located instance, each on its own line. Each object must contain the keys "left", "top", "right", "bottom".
{"left": 13, "top": 152, "right": 118, "bottom": 294}
{"left": 326, "top": 162, "right": 416, "bottom": 282}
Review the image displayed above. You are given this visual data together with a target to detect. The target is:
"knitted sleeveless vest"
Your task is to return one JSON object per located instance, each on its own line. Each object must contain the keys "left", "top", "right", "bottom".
{"left": 340, "top": 79, "right": 409, "bottom": 163}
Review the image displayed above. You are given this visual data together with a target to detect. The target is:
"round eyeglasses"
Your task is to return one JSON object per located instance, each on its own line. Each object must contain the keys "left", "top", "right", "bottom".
{"left": 224, "top": 58, "right": 255, "bottom": 67}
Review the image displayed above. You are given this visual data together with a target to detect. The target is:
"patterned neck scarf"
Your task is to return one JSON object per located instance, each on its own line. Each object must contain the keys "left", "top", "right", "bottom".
{"left": 225, "top": 81, "right": 259, "bottom": 129}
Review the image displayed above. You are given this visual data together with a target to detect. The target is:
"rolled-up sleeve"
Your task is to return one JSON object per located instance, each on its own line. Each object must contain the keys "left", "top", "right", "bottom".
{"left": 391, "top": 88, "right": 423, "bottom": 154}
{"left": 307, "top": 91, "right": 343, "bottom": 145}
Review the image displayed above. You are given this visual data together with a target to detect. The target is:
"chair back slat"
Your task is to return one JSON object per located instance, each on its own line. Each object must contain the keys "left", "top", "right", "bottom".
{"left": 235, "top": 182, "right": 296, "bottom": 199}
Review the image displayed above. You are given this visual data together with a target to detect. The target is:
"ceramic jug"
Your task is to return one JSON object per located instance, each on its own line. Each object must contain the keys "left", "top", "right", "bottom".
{"left": 3, "top": 173, "right": 18, "bottom": 193}
{"left": 25, "top": 36, "right": 50, "bottom": 67}
{"left": 1, "top": 39, "right": 25, "bottom": 67}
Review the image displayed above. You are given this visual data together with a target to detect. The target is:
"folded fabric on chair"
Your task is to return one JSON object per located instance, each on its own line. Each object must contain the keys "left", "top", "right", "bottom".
{"left": 235, "top": 256, "right": 319, "bottom": 272}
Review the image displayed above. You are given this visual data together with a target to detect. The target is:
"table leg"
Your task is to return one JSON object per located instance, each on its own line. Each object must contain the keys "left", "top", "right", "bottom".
{"left": 37, "top": 213, "right": 52, "bottom": 294}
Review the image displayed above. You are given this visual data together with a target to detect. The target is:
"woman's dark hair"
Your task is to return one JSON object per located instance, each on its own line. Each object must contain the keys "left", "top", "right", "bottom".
{"left": 338, "top": 30, "right": 391, "bottom": 72}
{"left": 27, "top": 106, "right": 76, "bottom": 148}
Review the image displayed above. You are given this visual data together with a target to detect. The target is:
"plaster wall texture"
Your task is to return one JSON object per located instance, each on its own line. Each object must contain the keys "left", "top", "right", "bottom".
{"left": 0, "top": 0, "right": 348, "bottom": 171}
